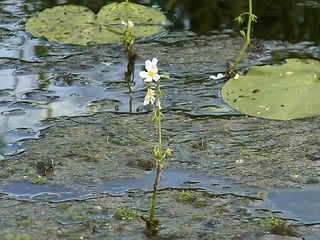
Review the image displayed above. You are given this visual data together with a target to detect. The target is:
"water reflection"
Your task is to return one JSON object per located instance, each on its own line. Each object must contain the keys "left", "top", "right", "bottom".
{"left": 6, "top": 0, "right": 320, "bottom": 42}
{"left": 151, "top": 0, "right": 320, "bottom": 43}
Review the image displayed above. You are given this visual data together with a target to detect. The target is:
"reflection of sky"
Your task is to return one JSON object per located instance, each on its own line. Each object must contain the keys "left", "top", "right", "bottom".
{"left": 0, "top": 35, "right": 49, "bottom": 61}
{"left": 0, "top": 0, "right": 146, "bottom": 155}
{"left": 267, "top": 189, "right": 320, "bottom": 224}
{"left": 0, "top": 62, "right": 144, "bottom": 156}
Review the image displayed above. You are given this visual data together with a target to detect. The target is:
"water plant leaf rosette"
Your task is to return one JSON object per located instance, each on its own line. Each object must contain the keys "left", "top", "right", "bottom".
{"left": 25, "top": 3, "right": 166, "bottom": 45}
{"left": 221, "top": 58, "right": 320, "bottom": 120}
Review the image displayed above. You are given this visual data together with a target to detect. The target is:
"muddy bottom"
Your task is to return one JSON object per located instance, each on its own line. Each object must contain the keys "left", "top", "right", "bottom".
{"left": 1, "top": 112, "right": 320, "bottom": 239}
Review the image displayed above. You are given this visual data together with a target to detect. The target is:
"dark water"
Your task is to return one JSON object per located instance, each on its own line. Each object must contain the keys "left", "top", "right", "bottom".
{"left": 13, "top": 0, "right": 320, "bottom": 43}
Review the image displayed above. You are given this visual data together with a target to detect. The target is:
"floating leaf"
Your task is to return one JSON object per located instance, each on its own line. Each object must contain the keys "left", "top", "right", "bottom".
{"left": 221, "top": 58, "right": 320, "bottom": 120}
{"left": 25, "top": 3, "right": 166, "bottom": 45}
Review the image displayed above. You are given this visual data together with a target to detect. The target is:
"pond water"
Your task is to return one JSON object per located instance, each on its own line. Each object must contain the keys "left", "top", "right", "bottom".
{"left": 1, "top": 0, "right": 320, "bottom": 239}
{"left": 1, "top": 0, "right": 320, "bottom": 156}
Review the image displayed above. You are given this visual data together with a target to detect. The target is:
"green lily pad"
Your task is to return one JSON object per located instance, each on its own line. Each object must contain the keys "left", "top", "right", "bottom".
{"left": 221, "top": 58, "right": 320, "bottom": 120}
{"left": 25, "top": 3, "right": 166, "bottom": 45}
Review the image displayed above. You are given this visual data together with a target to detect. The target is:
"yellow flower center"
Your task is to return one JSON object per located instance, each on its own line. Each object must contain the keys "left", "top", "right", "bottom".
{"left": 148, "top": 71, "right": 155, "bottom": 77}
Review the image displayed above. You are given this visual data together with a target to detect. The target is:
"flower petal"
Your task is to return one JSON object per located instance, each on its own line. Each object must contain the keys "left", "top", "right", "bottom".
{"left": 209, "top": 73, "right": 225, "bottom": 80}
{"left": 152, "top": 58, "right": 158, "bottom": 67}
{"left": 143, "top": 99, "right": 150, "bottom": 105}
{"left": 139, "top": 71, "right": 148, "bottom": 78}
{"left": 153, "top": 74, "right": 160, "bottom": 81}
{"left": 144, "top": 77, "right": 153, "bottom": 82}
{"left": 145, "top": 60, "right": 152, "bottom": 70}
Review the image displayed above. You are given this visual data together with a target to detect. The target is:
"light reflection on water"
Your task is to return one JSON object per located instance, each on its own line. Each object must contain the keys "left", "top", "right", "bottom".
{"left": 0, "top": 169, "right": 231, "bottom": 201}
{"left": 266, "top": 189, "right": 320, "bottom": 224}
{"left": 3, "top": 168, "right": 320, "bottom": 224}
{"left": 0, "top": 66, "right": 145, "bottom": 155}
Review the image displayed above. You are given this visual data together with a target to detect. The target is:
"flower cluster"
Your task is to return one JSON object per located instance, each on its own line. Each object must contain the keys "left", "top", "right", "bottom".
{"left": 139, "top": 58, "right": 160, "bottom": 83}
{"left": 140, "top": 58, "right": 161, "bottom": 107}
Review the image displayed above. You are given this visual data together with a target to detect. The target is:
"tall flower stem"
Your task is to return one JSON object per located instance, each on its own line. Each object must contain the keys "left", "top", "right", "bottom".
{"left": 140, "top": 58, "right": 172, "bottom": 236}
{"left": 149, "top": 81, "right": 162, "bottom": 220}
{"left": 156, "top": 82, "right": 162, "bottom": 157}
{"left": 229, "top": 0, "right": 256, "bottom": 75}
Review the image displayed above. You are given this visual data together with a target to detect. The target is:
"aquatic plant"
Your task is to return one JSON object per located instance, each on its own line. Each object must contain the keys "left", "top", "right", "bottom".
{"left": 176, "top": 190, "right": 196, "bottom": 203}
{"left": 209, "top": 0, "right": 256, "bottom": 80}
{"left": 257, "top": 215, "right": 285, "bottom": 227}
{"left": 31, "top": 177, "right": 46, "bottom": 184}
{"left": 216, "top": 1, "right": 320, "bottom": 120}
{"left": 221, "top": 58, "right": 320, "bottom": 120}
{"left": 228, "top": 0, "right": 257, "bottom": 77}
{"left": 114, "top": 208, "right": 140, "bottom": 220}
{"left": 112, "top": 0, "right": 137, "bottom": 52}
{"left": 140, "top": 58, "right": 172, "bottom": 236}
{"left": 25, "top": 2, "right": 166, "bottom": 46}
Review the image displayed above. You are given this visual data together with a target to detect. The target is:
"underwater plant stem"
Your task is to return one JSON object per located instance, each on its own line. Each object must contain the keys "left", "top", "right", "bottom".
{"left": 231, "top": 0, "right": 253, "bottom": 71}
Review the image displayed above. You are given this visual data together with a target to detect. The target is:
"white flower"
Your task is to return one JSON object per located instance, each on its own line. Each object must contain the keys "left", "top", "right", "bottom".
{"left": 121, "top": 20, "right": 134, "bottom": 28}
{"left": 148, "top": 58, "right": 158, "bottom": 68}
{"left": 209, "top": 73, "right": 225, "bottom": 80}
{"left": 139, "top": 58, "right": 160, "bottom": 82}
{"left": 143, "top": 88, "right": 155, "bottom": 105}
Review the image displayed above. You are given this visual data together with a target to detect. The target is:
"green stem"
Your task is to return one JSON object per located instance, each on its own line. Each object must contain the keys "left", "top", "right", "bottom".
{"left": 125, "top": 0, "right": 129, "bottom": 31}
{"left": 149, "top": 81, "right": 162, "bottom": 220}
{"left": 149, "top": 166, "right": 160, "bottom": 219}
{"left": 231, "top": 0, "right": 253, "bottom": 71}
{"left": 157, "top": 90, "right": 162, "bottom": 158}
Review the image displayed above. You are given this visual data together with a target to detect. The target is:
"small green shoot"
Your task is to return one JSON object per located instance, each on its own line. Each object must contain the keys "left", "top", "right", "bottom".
{"left": 31, "top": 177, "right": 46, "bottom": 184}
{"left": 176, "top": 191, "right": 196, "bottom": 203}
{"left": 114, "top": 208, "right": 140, "bottom": 220}
{"left": 7, "top": 167, "right": 17, "bottom": 174}
{"left": 71, "top": 214, "right": 86, "bottom": 221}
{"left": 58, "top": 203, "right": 70, "bottom": 211}
{"left": 0, "top": 172, "right": 10, "bottom": 178}
{"left": 257, "top": 215, "right": 285, "bottom": 227}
